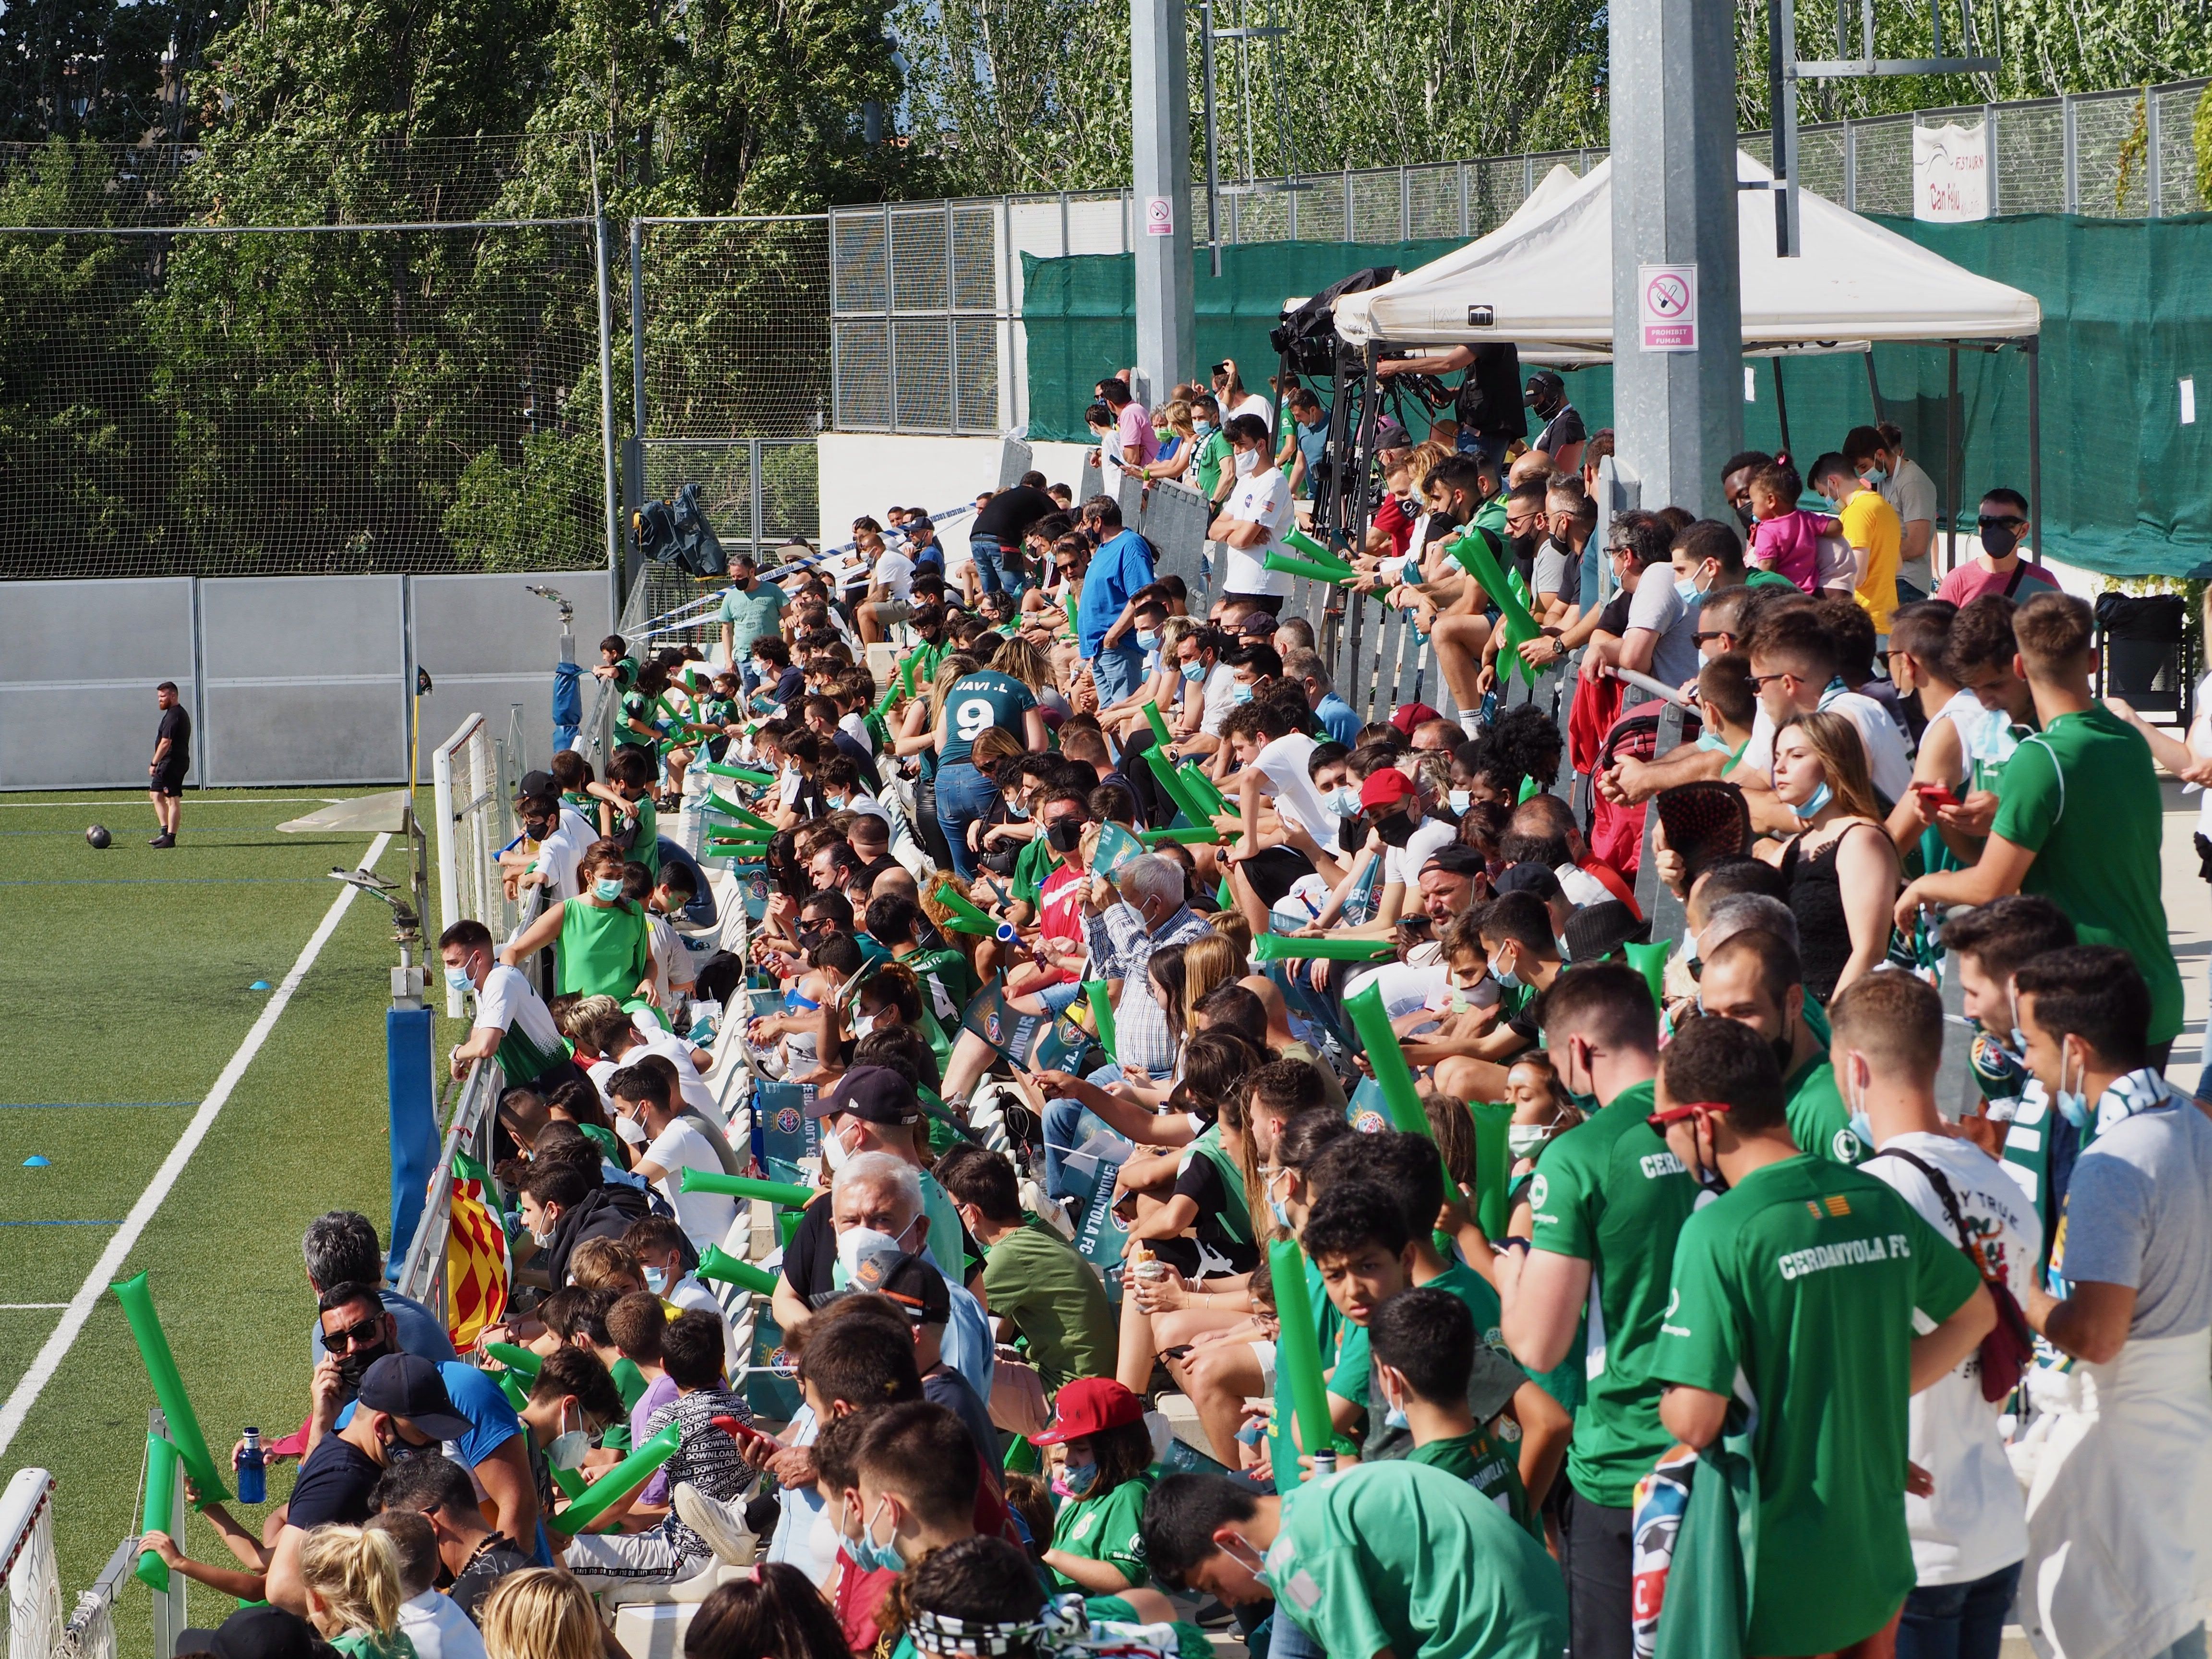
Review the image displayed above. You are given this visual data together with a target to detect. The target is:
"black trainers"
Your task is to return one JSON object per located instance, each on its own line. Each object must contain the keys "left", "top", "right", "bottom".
{"left": 150, "top": 833, "right": 176, "bottom": 848}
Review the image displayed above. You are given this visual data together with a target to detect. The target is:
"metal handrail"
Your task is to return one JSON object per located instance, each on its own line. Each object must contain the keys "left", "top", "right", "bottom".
{"left": 391, "top": 1057, "right": 504, "bottom": 1318}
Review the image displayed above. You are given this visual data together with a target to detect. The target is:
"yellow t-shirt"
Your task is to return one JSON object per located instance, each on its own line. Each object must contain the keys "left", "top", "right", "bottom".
{"left": 1838, "top": 487, "right": 1902, "bottom": 633}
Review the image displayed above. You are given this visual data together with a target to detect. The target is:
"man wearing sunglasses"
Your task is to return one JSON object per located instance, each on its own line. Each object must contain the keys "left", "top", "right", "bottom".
{"left": 1493, "top": 962, "right": 1697, "bottom": 1659}
{"left": 1933, "top": 487, "right": 2061, "bottom": 608}
{"left": 1648, "top": 1015, "right": 1996, "bottom": 1659}
{"left": 304, "top": 1283, "right": 545, "bottom": 1571}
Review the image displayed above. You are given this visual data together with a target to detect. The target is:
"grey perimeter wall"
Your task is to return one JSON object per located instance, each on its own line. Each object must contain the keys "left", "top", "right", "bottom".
{"left": 0, "top": 571, "right": 613, "bottom": 790}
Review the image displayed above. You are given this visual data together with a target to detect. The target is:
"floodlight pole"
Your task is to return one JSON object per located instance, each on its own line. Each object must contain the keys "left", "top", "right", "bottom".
{"left": 1609, "top": 0, "right": 1744, "bottom": 522}
{"left": 1131, "top": 0, "right": 1195, "bottom": 406}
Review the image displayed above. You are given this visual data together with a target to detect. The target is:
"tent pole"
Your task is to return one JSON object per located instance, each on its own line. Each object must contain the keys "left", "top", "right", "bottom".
{"left": 2025, "top": 336, "right": 2043, "bottom": 568}
{"left": 1863, "top": 348, "right": 1884, "bottom": 424}
{"left": 1945, "top": 344, "right": 1960, "bottom": 578}
{"left": 1770, "top": 357, "right": 1792, "bottom": 458}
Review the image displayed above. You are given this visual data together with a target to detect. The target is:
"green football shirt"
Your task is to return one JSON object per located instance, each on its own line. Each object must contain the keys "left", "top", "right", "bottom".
{"left": 1782, "top": 1055, "right": 1868, "bottom": 1165}
{"left": 1046, "top": 1464, "right": 1161, "bottom": 1590}
{"left": 1194, "top": 431, "right": 1233, "bottom": 499}
{"left": 1329, "top": 1262, "right": 1508, "bottom": 1406}
{"left": 1989, "top": 709, "right": 2183, "bottom": 1042}
{"left": 1525, "top": 1078, "right": 1701, "bottom": 1506}
{"left": 1406, "top": 1428, "right": 1540, "bottom": 1539}
{"left": 939, "top": 670, "right": 1038, "bottom": 768}
{"left": 980, "top": 1223, "right": 1117, "bottom": 1391}
{"left": 1265, "top": 1461, "right": 1567, "bottom": 1659}
{"left": 1652, "top": 1155, "right": 1982, "bottom": 1657}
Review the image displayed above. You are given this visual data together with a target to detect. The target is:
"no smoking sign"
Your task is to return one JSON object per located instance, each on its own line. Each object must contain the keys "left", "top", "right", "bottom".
{"left": 1638, "top": 263, "right": 1698, "bottom": 352}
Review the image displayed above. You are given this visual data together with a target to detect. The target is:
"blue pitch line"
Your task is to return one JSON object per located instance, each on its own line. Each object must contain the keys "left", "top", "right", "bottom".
{"left": 0, "top": 1101, "right": 195, "bottom": 1110}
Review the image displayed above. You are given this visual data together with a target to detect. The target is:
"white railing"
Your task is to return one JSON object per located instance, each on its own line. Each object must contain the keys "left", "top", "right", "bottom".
{"left": 431, "top": 713, "right": 522, "bottom": 1016}
{"left": 392, "top": 1058, "right": 506, "bottom": 1325}
{"left": 1, "top": 1464, "right": 126, "bottom": 1659}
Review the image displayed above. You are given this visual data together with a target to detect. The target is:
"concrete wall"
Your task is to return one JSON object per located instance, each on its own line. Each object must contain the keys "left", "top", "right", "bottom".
{"left": 812, "top": 434, "right": 1102, "bottom": 551}
{"left": 0, "top": 570, "right": 612, "bottom": 791}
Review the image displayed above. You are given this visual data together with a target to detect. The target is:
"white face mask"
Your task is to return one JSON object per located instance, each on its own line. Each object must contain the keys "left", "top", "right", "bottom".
{"left": 1507, "top": 1123, "right": 1554, "bottom": 1159}
{"left": 854, "top": 1012, "right": 881, "bottom": 1038}
{"left": 547, "top": 1403, "right": 592, "bottom": 1470}
{"left": 614, "top": 1107, "right": 648, "bottom": 1145}
{"left": 821, "top": 1120, "right": 852, "bottom": 1171}
{"left": 1234, "top": 445, "right": 1259, "bottom": 477}
{"left": 837, "top": 1223, "right": 909, "bottom": 1279}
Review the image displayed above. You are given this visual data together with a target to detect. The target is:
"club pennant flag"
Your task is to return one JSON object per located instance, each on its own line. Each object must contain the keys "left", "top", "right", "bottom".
{"left": 1093, "top": 820, "right": 1146, "bottom": 876}
{"left": 445, "top": 1172, "right": 509, "bottom": 1352}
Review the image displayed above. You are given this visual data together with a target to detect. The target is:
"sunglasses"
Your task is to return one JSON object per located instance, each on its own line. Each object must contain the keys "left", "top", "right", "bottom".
{"left": 1644, "top": 1101, "right": 1724, "bottom": 1134}
{"left": 1745, "top": 671, "right": 1789, "bottom": 691}
{"left": 1691, "top": 629, "right": 1733, "bottom": 647}
{"left": 323, "top": 1314, "right": 386, "bottom": 1352}
{"left": 1976, "top": 514, "right": 2028, "bottom": 530}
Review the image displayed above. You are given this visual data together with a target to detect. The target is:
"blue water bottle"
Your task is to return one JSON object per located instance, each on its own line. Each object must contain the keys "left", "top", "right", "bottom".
{"left": 236, "top": 1427, "right": 266, "bottom": 1504}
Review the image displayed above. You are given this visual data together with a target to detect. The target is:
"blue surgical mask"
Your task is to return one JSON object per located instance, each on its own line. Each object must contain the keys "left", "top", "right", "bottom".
{"left": 643, "top": 1265, "right": 669, "bottom": 1295}
{"left": 1865, "top": 466, "right": 1889, "bottom": 487}
{"left": 1675, "top": 576, "right": 1703, "bottom": 602}
{"left": 1448, "top": 788, "right": 1472, "bottom": 813}
{"left": 1194, "top": 420, "right": 1214, "bottom": 436}
{"left": 443, "top": 965, "right": 473, "bottom": 992}
{"left": 851, "top": 1499, "right": 906, "bottom": 1574}
{"left": 1324, "top": 786, "right": 1361, "bottom": 817}
{"left": 1006, "top": 802, "right": 1030, "bottom": 821}
{"left": 1489, "top": 950, "right": 1521, "bottom": 991}
{"left": 1181, "top": 661, "right": 1205, "bottom": 684}
{"left": 1137, "top": 630, "right": 1160, "bottom": 651}
{"left": 1793, "top": 780, "right": 1834, "bottom": 821}
{"left": 1054, "top": 1461, "right": 1100, "bottom": 1499}
{"left": 2054, "top": 1045, "right": 2092, "bottom": 1131}
{"left": 826, "top": 794, "right": 848, "bottom": 811}
{"left": 1230, "top": 681, "right": 1254, "bottom": 705}
{"left": 593, "top": 877, "right": 625, "bottom": 902}
{"left": 1270, "top": 1196, "right": 1292, "bottom": 1230}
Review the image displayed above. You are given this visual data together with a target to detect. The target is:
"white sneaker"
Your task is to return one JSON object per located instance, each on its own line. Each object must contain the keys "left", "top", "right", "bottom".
{"left": 672, "top": 1482, "right": 756, "bottom": 1566}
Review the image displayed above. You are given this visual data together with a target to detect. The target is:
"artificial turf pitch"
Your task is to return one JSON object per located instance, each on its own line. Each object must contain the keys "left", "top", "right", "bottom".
{"left": 0, "top": 786, "right": 468, "bottom": 1650}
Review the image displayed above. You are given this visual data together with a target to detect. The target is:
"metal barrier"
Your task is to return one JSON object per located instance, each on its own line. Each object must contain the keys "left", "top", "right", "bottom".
{"left": 431, "top": 713, "right": 524, "bottom": 1015}
{"left": 391, "top": 1058, "right": 505, "bottom": 1323}
{"left": 0, "top": 1463, "right": 125, "bottom": 1659}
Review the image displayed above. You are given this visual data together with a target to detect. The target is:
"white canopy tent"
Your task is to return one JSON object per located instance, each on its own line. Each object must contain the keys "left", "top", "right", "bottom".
{"left": 1331, "top": 151, "right": 2041, "bottom": 357}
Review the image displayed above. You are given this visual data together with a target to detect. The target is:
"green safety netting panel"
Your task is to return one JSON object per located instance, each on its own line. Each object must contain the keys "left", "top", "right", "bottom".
{"left": 1022, "top": 213, "right": 2212, "bottom": 578}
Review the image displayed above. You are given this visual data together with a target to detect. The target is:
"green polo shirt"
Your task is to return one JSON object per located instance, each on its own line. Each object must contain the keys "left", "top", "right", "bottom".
{"left": 1782, "top": 1054, "right": 1867, "bottom": 1165}
{"left": 1990, "top": 708, "right": 2182, "bottom": 1043}
{"left": 1525, "top": 1079, "right": 1701, "bottom": 1506}
{"left": 1046, "top": 1465, "right": 1162, "bottom": 1590}
{"left": 1653, "top": 1155, "right": 1981, "bottom": 1657}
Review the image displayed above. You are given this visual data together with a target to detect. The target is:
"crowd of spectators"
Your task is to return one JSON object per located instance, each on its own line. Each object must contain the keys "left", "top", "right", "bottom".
{"left": 151, "top": 366, "right": 2212, "bottom": 1659}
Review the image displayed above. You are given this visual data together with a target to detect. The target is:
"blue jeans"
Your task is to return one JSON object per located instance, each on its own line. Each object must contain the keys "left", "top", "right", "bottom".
{"left": 1089, "top": 640, "right": 1147, "bottom": 707}
{"left": 1264, "top": 1609, "right": 1324, "bottom": 1659}
{"left": 1897, "top": 1561, "right": 2021, "bottom": 1659}
{"left": 934, "top": 760, "right": 999, "bottom": 881}
{"left": 970, "top": 534, "right": 1008, "bottom": 597}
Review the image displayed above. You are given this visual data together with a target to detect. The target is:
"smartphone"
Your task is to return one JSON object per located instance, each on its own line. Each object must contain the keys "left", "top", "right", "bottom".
{"left": 712, "top": 1415, "right": 777, "bottom": 1454}
{"left": 1912, "top": 782, "right": 1962, "bottom": 811}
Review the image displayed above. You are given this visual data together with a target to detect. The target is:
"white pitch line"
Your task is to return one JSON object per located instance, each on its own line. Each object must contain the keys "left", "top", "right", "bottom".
{"left": 0, "top": 833, "right": 392, "bottom": 1460}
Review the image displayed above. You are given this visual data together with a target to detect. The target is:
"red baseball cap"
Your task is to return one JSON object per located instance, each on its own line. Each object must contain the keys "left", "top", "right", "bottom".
{"left": 1359, "top": 769, "right": 1416, "bottom": 811}
{"left": 1028, "top": 1377, "right": 1145, "bottom": 1445}
{"left": 1389, "top": 701, "right": 1445, "bottom": 736}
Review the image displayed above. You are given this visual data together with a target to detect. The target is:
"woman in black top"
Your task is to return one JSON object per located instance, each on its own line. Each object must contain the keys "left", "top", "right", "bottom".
{"left": 1759, "top": 709, "right": 1901, "bottom": 1003}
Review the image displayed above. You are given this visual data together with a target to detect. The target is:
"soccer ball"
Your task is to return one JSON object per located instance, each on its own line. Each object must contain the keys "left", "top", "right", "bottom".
{"left": 85, "top": 825, "right": 111, "bottom": 849}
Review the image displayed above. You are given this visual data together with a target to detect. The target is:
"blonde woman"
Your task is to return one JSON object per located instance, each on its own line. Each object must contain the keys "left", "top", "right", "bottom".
{"left": 993, "top": 633, "right": 1068, "bottom": 721}
{"left": 1137, "top": 401, "right": 1199, "bottom": 485}
{"left": 1755, "top": 709, "right": 1900, "bottom": 1001}
{"left": 297, "top": 1527, "right": 413, "bottom": 1659}
{"left": 478, "top": 1569, "right": 602, "bottom": 1659}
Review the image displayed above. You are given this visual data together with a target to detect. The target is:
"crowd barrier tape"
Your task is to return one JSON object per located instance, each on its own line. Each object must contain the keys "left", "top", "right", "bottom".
{"left": 133, "top": 1432, "right": 180, "bottom": 1591}
{"left": 1250, "top": 934, "right": 1395, "bottom": 963}
{"left": 112, "top": 1272, "right": 229, "bottom": 1505}
{"left": 1082, "top": 981, "right": 1118, "bottom": 1062}
{"left": 695, "top": 1244, "right": 780, "bottom": 1298}
{"left": 680, "top": 1170, "right": 816, "bottom": 1208}
{"left": 556, "top": 1419, "right": 682, "bottom": 1535}
{"left": 1266, "top": 1238, "right": 1335, "bottom": 1485}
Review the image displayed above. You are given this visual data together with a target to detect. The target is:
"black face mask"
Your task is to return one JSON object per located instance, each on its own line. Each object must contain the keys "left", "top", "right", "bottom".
{"left": 1509, "top": 528, "right": 1543, "bottom": 561}
{"left": 1374, "top": 810, "right": 1417, "bottom": 849}
{"left": 1732, "top": 498, "right": 1756, "bottom": 531}
{"left": 336, "top": 1338, "right": 393, "bottom": 1404}
{"left": 522, "top": 809, "right": 556, "bottom": 840}
{"left": 1340, "top": 812, "right": 1368, "bottom": 850}
{"left": 1770, "top": 1030, "right": 1797, "bottom": 1081}
{"left": 1046, "top": 819, "right": 1085, "bottom": 854}
{"left": 1980, "top": 522, "right": 2021, "bottom": 559}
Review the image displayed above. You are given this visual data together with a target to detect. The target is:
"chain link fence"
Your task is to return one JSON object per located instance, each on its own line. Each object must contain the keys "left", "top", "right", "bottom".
{"left": 0, "top": 135, "right": 613, "bottom": 581}
{"left": 827, "top": 78, "right": 2209, "bottom": 436}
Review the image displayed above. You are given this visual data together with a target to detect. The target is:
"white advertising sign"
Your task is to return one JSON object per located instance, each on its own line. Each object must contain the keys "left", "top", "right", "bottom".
{"left": 1913, "top": 122, "right": 1991, "bottom": 222}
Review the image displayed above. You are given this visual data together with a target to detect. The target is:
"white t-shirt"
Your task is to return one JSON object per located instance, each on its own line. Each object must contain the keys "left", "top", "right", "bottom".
{"left": 666, "top": 1272, "right": 742, "bottom": 1376}
{"left": 629, "top": 1019, "right": 721, "bottom": 1119}
{"left": 839, "top": 711, "right": 875, "bottom": 753}
{"left": 644, "top": 911, "right": 689, "bottom": 1010}
{"left": 528, "top": 805, "right": 598, "bottom": 902}
{"left": 1742, "top": 688, "right": 1914, "bottom": 805}
{"left": 1555, "top": 862, "right": 1613, "bottom": 909}
{"left": 645, "top": 1117, "right": 740, "bottom": 1247}
{"left": 1231, "top": 392, "right": 1273, "bottom": 426}
{"left": 1254, "top": 732, "right": 1337, "bottom": 855}
{"left": 1383, "top": 814, "right": 1457, "bottom": 890}
{"left": 1200, "top": 662, "right": 1240, "bottom": 737}
{"left": 398, "top": 1591, "right": 487, "bottom": 1659}
{"left": 1221, "top": 466, "right": 1293, "bottom": 597}
{"left": 872, "top": 551, "right": 915, "bottom": 604}
{"left": 1862, "top": 1132, "right": 2040, "bottom": 1585}
{"left": 472, "top": 963, "right": 564, "bottom": 1063}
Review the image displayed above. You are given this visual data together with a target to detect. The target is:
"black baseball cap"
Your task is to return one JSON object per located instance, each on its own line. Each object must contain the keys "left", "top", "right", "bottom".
{"left": 847, "top": 1246, "right": 951, "bottom": 1327}
{"left": 355, "top": 1354, "right": 471, "bottom": 1441}
{"left": 1420, "top": 844, "right": 1489, "bottom": 880}
{"left": 805, "top": 1063, "right": 922, "bottom": 1126}
{"left": 517, "top": 769, "right": 558, "bottom": 804}
{"left": 1494, "top": 861, "right": 1564, "bottom": 902}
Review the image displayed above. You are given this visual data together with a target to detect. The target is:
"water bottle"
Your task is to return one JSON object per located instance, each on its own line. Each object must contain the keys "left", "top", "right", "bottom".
{"left": 236, "top": 1428, "right": 266, "bottom": 1504}
{"left": 1310, "top": 1450, "right": 1337, "bottom": 1483}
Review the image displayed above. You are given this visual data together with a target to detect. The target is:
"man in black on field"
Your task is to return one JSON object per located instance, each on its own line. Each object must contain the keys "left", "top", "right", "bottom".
{"left": 149, "top": 679, "right": 190, "bottom": 847}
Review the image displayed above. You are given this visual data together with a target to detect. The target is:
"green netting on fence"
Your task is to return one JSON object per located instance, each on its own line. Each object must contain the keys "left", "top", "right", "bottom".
{"left": 1022, "top": 213, "right": 2212, "bottom": 578}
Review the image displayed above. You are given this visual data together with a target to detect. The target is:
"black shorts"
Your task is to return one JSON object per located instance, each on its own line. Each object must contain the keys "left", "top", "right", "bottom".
{"left": 1234, "top": 845, "right": 1316, "bottom": 908}
{"left": 1220, "top": 592, "right": 1285, "bottom": 615}
{"left": 150, "top": 765, "right": 187, "bottom": 798}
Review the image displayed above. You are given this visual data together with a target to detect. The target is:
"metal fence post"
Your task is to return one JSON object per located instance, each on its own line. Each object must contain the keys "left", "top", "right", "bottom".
{"left": 1843, "top": 116, "right": 1857, "bottom": 209}
{"left": 884, "top": 203, "right": 899, "bottom": 428}
{"left": 2147, "top": 87, "right": 2164, "bottom": 216}
{"left": 1399, "top": 167, "right": 1411, "bottom": 241}
{"left": 593, "top": 204, "right": 621, "bottom": 611}
{"left": 1457, "top": 161, "right": 1471, "bottom": 236}
{"left": 1986, "top": 104, "right": 2001, "bottom": 215}
{"left": 750, "top": 438, "right": 765, "bottom": 555}
{"left": 2062, "top": 93, "right": 2078, "bottom": 213}
{"left": 628, "top": 219, "right": 647, "bottom": 518}
{"left": 148, "top": 1409, "right": 188, "bottom": 1654}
